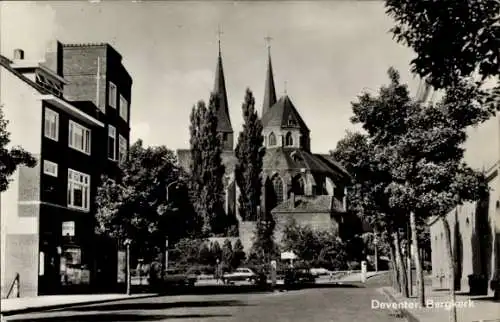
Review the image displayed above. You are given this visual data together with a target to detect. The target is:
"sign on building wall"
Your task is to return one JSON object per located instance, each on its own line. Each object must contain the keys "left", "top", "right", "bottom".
{"left": 39, "top": 252, "right": 44, "bottom": 276}
{"left": 62, "top": 221, "right": 75, "bottom": 237}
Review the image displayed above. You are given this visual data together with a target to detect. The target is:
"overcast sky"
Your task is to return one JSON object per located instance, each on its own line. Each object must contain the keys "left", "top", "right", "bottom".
{"left": 1, "top": 1, "right": 496, "bottom": 169}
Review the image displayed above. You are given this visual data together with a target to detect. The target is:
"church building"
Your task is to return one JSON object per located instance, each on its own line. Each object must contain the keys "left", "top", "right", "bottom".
{"left": 177, "top": 44, "right": 352, "bottom": 250}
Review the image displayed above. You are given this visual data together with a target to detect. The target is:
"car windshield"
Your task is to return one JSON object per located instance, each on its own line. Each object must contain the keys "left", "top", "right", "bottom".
{"left": 236, "top": 268, "right": 248, "bottom": 273}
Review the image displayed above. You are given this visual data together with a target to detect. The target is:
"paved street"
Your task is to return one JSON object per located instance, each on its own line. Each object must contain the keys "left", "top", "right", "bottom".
{"left": 3, "top": 276, "right": 403, "bottom": 322}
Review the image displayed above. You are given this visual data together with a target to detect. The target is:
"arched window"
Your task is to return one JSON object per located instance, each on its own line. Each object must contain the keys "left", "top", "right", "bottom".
{"left": 272, "top": 175, "right": 284, "bottom": 205}
{"left": 269, "top": 132, "right": 277, "bottom": 146}
{"left": 285, "top": 132, "right": 293, "bottom": 146}
{"left": 292, "top": 175, "right": 305, "bottom": 195}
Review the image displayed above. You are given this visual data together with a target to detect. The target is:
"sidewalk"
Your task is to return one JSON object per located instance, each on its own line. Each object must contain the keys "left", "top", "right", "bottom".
{"left": 379, "top": 286, "right": 500, "bottom": 322}
{"left": 0, "top": 293, "right": 156, "bottom": 316}
{"left": 315, "top": 270, "right": 388, "bottom": 284}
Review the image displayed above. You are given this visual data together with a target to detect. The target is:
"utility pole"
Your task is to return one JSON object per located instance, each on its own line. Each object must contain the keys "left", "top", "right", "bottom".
{"left": 124, "top": 239, "right": 132, "bottom": 295}
{"left": 165, "top": 238, "right": 169, "bottom": 273}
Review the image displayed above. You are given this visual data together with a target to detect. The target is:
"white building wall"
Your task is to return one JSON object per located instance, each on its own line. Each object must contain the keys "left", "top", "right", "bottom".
{"left": 0, "top": 66, "right": 42, "bottom": 295}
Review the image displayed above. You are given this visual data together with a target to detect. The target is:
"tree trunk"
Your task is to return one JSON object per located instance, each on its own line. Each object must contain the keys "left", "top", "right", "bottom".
{"left": 393, "top": 232, "right": 409, "bottom": 297}
{"left": 441, "top": 217, "right": 457, "bottom": 322}
{"left": 388, "top": 236, "right": 401, "bottom": 291}
{"left": 410, "top": 211, "right": 425, "bottom": 306}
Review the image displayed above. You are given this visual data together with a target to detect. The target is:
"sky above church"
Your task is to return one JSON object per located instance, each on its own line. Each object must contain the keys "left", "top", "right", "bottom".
{"left": 1, "top": 1, "right": 496, "bottom": 169}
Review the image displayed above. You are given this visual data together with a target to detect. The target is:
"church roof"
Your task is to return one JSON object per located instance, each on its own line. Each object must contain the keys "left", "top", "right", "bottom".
{"left": 177, "top": 147, "right": 350, "bottom": 182}
{"left": 315, "top": 154, "right": 351, "bottom": 178}
{"left": 271, "top": 195, "right": 344, "bottom": 214}
{"left": 261, "top": 95, "right": 309, "bottom": 132}
{"left": 213, "top": 49, "right": 233, "bottom": 133}
{"left": 263, "top": 147, "right": 350, "bottom": 181}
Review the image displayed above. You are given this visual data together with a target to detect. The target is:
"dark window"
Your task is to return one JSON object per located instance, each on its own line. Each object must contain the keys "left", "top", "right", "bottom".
{"left": 272, "top": 176, "right": 284, "bottom": 204}
{"left": 285, "top": 132, "right": 293, "bottom": 146}
{"left": 269, "top": 132, "right": 277, "bottom": 146}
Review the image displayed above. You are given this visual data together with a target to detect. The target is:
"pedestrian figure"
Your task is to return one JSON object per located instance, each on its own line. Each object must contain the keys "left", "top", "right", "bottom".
{"left": 215, "top": 259, "right": 221, "bottom": 284}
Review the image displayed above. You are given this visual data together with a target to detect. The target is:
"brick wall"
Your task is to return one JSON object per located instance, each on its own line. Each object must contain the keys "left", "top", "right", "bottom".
{"left": 61, "top": 46, "right": 107, "bottom": 111}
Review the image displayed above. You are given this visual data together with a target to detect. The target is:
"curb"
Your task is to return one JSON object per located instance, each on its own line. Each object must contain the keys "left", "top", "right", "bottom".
{"left": 0, "top": 293, "right": 160, "bottom": 317}
{"left": 377, "top": 287, "right": 420, "bottom": 322}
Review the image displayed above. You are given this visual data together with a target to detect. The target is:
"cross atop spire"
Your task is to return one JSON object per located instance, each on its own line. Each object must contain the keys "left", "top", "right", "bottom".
{"left": 212, "top": 25, "right": 233, "bottom": 149}
{"left": 264, "top": 35, "right": 273, "bottom": 55}
{"left": 262, "top": 34, "right": 277, "bottom": 116}
{"left": 217, "top": 24, "right": 223, "bottom": 55}
{"left": 284, "top": 81, "right": 288, "bottom": 95}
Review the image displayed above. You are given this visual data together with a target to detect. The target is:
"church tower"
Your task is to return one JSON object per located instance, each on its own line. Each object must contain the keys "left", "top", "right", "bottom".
{"left": 260, "top": 40, "right": 311, "bottom": 152}
{"left": 213, "top": 39, "right": 234, "bottom": 151}
{"left": 262, "top": 39, "right": 277, "bottom": 116}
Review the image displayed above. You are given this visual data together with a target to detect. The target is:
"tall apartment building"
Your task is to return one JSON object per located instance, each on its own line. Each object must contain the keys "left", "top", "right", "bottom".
{"left": 0, "top": 42, "right": 132, "bottom": 296}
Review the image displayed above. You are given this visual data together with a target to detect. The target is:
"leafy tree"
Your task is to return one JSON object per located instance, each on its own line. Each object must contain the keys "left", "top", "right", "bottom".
{"left": 95, "top": 140, "right": 195, "bottom": 259}
{"left": 385, "top": 0, "right": 500, "bottom": 88}
{"left": 232, "top": 239, "right": 246, "bottom": 269}
{"left": 198, "top": 243, "right": 212, "bottom": 266}
{"left": 281, "top": 218, "right": 319, "bottom": 263}
{"left": 235, "top": 89, "right": 266, "bottom": 221}
{"left": 0, "top": 105, "right": 36, "bottom": 192}
{"left": 189, "top": 95, "right": 226, "bottom": 235}
{"left": 170, "top": 238, "right": 205, "bottom": 266}
{"left": 333, "top": 131, "right": 408, "bottom": 295}
{"left": 250, "top": 218, "right": 278, "bottom": 264}
{"left": 281, "top": 218, "right": 349, "bottom": 270}
{"left": 346, "top": 68, "right": 493, "bottom": 316}
{"left": 211, "top": 240, "right": 222, "bottom": 263}
{"left": 222, "top": 239, "right": 233, "bottom": 268}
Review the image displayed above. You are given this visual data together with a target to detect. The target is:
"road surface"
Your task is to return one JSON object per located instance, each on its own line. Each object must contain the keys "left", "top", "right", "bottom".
{"left": 4, "top": 275, "right": 402, "bottom": 322}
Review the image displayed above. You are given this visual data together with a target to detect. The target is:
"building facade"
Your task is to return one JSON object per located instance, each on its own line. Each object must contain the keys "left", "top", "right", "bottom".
{"left": 428, "top": 82, "right": 500, "bottom": 297}
{"left": 177, "top": 47, "right": 351, "bottom": 251}
{"left": 0, "top": 42, "right": 132, "bottom": 296}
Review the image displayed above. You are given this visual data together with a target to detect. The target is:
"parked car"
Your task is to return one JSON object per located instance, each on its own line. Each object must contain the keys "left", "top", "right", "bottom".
{"left": 163, "top": 268, "right": 197, "bottom": 287}
{"left": 223, "top": 267, "right": 257, "bottom": 284}
{"left": 309, "top": 268, "right": 334, "bottom": 278}
{"left": 295, "top": 268, "right": 316, "bottom": 284}
{"left": 284, "top": 267, "right": 316, "bottom": 286}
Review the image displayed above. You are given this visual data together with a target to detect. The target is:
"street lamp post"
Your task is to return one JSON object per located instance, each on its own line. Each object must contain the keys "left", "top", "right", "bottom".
{"left": 373, "top": 234, "right": 379, "bottom": 273}
{"left": 164, "top": 173, "right": 178, "bottom": 278}
{"left": 123, "top": 238, "right": 132, "bottom": 295}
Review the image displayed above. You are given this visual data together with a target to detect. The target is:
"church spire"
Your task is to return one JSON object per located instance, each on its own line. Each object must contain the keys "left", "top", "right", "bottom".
{"left": 213, "top": 25, "right": 233, "bottom": 150}
{"left": 262, "top": 35, "right": 277, "bottom": 116}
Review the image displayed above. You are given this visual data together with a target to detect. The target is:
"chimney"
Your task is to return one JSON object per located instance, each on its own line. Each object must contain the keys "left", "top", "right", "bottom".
{"left": 44, "top": 41, "right": 63, "bottom": 76}
{"left": 13, "top": 49, "right": 24, "bottom": 60}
